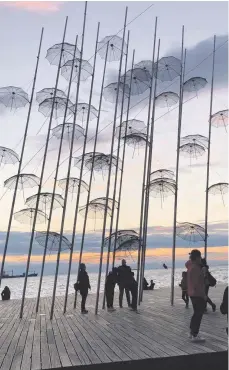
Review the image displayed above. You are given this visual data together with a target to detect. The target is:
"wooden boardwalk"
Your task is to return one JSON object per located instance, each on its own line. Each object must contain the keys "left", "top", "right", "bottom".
{"left": 0, "top": 285, "right": 227, "bottom": 370}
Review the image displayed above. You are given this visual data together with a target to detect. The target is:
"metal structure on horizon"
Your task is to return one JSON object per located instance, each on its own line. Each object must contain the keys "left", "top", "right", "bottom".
{"left": 0, "top": 1, "right": 227, "bottom": 319}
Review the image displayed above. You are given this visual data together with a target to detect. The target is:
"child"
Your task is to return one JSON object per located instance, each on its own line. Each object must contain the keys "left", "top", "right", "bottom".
{"left": 180, "top": 271, "right": 189, "bottom": 308}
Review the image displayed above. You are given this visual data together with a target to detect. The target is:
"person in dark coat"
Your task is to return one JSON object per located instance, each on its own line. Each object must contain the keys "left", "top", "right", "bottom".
{"left": 77, "top": 263, "right": 91, "bottom": 314}
{"left": 201, "top": 258, "right": 216, "bottom": 312}
{"left": 179, "top": 271, "right": 189, "bottom": 308}
{"left": 220, "top": 286, "right": 228, "bottom": 334}
{"left": 1, "top": 286, "right": 10, "bottom": 301}
{"left": 117, "top": 259, "right": 132, "bottom": 308}
{"left": 105, "top": 268, "right": 118, "bottom": 311}
{"left": 129, "top": 272, "right": 138, "bottom": 312}
{"left": 143, "top": 277, "right": 149, "bottom": 290}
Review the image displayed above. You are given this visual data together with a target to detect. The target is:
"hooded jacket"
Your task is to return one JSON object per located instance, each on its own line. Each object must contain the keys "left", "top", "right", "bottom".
{"left": 185, "top": 260, "right": 205, "bottom": 298}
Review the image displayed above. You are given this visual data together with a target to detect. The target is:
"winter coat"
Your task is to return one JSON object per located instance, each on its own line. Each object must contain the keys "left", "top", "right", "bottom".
{"left": 185, "top": 260, "right": 205, "bottom": 298}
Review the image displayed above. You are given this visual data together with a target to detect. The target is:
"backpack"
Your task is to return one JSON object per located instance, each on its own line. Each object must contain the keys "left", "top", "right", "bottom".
{"left": 208, "top": 272, "right": 217, "bottom": 287}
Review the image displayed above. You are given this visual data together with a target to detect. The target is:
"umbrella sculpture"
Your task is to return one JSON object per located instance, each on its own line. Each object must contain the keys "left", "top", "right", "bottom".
{"left": 208, "top": 182, "right": 229, "bottom": 206}
{"left": 0, "top": 146, "right": 19, "bottom": 167}
{"left": 0, "top": 86, "right": 29, "bottom": 110}
{"left": 36, "top": 231, "right": 72, "bottom": 252}
{"left": 176, "top": 222, "right": 206, "bottom": 243}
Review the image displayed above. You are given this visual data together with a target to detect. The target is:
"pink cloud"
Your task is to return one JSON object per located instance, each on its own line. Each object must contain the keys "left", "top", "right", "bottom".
{"left": 1, "top": 1, "right": 63, "bottom": 13}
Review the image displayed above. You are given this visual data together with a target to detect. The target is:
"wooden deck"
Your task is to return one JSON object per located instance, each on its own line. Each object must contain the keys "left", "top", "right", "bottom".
{"left": 0, "top": 285, "right": 227, "bottom": 370}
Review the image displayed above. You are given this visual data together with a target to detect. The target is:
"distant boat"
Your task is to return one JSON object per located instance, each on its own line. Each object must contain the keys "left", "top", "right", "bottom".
{"left": 2, "top": 270, "right": 38, "bottom": 279}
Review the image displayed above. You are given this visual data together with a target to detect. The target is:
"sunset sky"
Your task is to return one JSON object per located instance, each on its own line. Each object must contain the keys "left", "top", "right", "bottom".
{"left": 0, "top": 1, "right": 228, "bottom": 275}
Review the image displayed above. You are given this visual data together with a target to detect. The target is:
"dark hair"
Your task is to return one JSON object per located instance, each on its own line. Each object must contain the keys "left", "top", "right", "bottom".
{"left": 190, "top": 249, "right": 201, "bottom": 261}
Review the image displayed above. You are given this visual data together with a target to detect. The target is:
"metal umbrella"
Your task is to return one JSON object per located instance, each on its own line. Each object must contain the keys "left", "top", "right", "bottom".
{"left": 180, "top": 134, "right": 208, "bottom": 148}
{"left": 116, "top": 118, "right": 147, "bottom": 138}
{"left": 98, "top": 35, "right": 127, "bottom": 62}
{"left": 38, "top": 97, "right": 73, "bottom": 120}
{"left": 134, "top": 60, "right": 154, "bottom": 76}
{"left": 46, "top": 42, "right": 80, "bottom": 67}
{"left": 150, "top": 169, "right": 174, "bottom": 181}
{"left": 61, "top": 58, "right": 93, "bottom": 82}
{"left": 36, "top": 231, "right": 71, "bottom": 252}
{"left": 211, "top": 109, "right": 228, "bottom": 131}
{"left": 180, "top": 142, "right": 206, "bottom": 165}
{"left": 208, "top": 182, "right": 228, "bottom": 206}
{"left": 0, "top": 147, "right": 19, "bottom": 166}
{"left": 103, "top": 82, "right": 129, "bottom": 104}
{"left": 121, "top": 68, "right": 151, "bottom": 95}
{"left": 0, "top": 86, "right": 29, "bottom": 110}
{"left": 52, "top": 123, "right": 84, "bottom": 143}
{"left": 148, "top": 178, "right": 176, "bottom": 208}
{"left": 155, "top": 56, "right": 181, "bottom": 82}
{"left": 183, "top": 77, "right": 207, "bottom": 95}
{"left": 14, "top": 208, "right": 47, "bottom": 230}
{"left": 4, "top": 174, "right": 40, "bottom": 202}
{"left": 176, "top": 222, "right": 206, "bottom": 243}
{"left": 155, "top": 91, "right": 179, "bottom": 110}
{"left": 36, "top": 88, "right": 66, "bottom": 104}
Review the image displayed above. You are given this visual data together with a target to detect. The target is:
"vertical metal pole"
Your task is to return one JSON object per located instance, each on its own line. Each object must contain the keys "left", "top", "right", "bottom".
{"left": 50, "top": 2, "right": 88, "bottom": 320}
{"left": 139, "top": 39, "right": 160, "bottom": 303}
{"left": 63, "top": 22, "right": 102, "bottom": 314}
{"left": 204, "top": 35, "right": 216, "bottom": 259}
{"left": 102, "top": 31, "right": 130, "bottom": 309}
{"left": 0, "top": 28, "right": 44, "bottom": 287}
{"left": 170, "top": 26, "right": 185, "bottom": 306}
{"left": 95, "top": 7, "right": 128, "bottom": 315}
{"left": 35, "top": 34, "right": 79, "bottom": 313}
{"left": 19, "top": 17, "right": 68, "bottom": 319}
{"left": 136, "top": 18, "right": 158, "bottom": 297}
{"left": 112, "top": 50, "right": 135, "bottom": 268}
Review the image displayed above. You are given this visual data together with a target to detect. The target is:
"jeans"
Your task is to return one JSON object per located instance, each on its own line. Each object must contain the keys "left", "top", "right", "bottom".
{"left": 119, "top": 285, "right": 131, "bottom": 307}
{"left": 190, "top": 297, "right": 206, "bottom": 337}
{"left": 182, "top": 291, "right": 189, "bottom": 305}
{"left": 130, "top": 283, "right": 138, "bottom": 310}
{"left": 80, "top": 291, "right": 88, "bottom": 312}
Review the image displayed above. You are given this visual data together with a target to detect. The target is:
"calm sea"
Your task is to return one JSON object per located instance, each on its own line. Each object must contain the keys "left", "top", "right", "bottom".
{"left": 2, "top": 265, "right": 228, "bottom": 300}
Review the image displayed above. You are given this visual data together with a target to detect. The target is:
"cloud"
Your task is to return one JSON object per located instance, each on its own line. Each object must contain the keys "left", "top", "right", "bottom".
{"left": 167, "top": 35, "right": 228, "bottom": 89}
{"left": 1, "top": 1, "right": 63, "bottom": 13}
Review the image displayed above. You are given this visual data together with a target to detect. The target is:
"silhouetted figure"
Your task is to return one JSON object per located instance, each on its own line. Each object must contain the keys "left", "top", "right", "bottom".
{"left": 76, "top": 263, "right": 91, "bottom": 314}
{"left": 1, "top": 286, "right": 10, "bottom": 301}
{"left": 105, "top": 268, "right": 118, "bottom": 311}
{"left": 148, "top": 280, "right": 155, "bottom": 290}
{"left": 117, "top": 259, "right": 132, "bottom": 308}
{"left": 201, "top": 258, "right": 216, "bottom": 313}
{"left": 163, "top": 263, "right": 168, "bottom": 270}
{"left": 130, "top": 272, "right": 138, "bottom": 312}
{"left": 186, "top": 249, "right": 206, "bottom": 342}
{"left": 143, "top": 277, "right": 149, "bottom": 290}
{"left": 220, "top": 286, "right": 228, "bottom": 335}
{"left": 179, "top": 271, "right": 189, "bottom": 308}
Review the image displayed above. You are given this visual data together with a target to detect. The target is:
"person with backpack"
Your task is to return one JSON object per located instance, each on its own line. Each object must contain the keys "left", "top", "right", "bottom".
{"left": 74, "top": 263, "right": 91, "bottom": 314}
{"left": 201, "top": 258, "right": 216, "bottom": 313}
{"left": 220, "top": 286, "right": 228, "bottom": 335}
{"left": 179, "top": 271, "right": 189, "bottom": 308}
{"left": 1, "top": 286, "right": 11, "bottom": 301}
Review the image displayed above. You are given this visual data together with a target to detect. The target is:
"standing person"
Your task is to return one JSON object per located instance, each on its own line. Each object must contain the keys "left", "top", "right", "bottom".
{"left": 117, "top": 259, "right": 132, "bottom": 308}
{"left": 1, "top": 286, "right": 11, "bottom": 301}
{"left": 186, "top": 249, "right": 206, "bottom": 342}
{"left": 105, "top": 268, "right": 117, "bottom": 311}
{"left": 76, "top": 263, "right": 91, "bottom": 314}
{"left": 143, "top": 277, "right": 149, "bottom": 290}
{"left": 179, "top": 271, "right": 189, "bottom": 308}
{"left": 201, "top": 258, "right": 216, "bottom": 312}
{"left": 129, "top": 272, "right": 138, "bottom": 312}
{"left": 220, "top": 286, "right": 228, "bottom": 335}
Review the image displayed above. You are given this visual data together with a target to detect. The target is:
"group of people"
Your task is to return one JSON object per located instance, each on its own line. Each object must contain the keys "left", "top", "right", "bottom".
{"left": 180, "top": 249, "right": 228, "bottom": 342}
{"left": 75, "top": 259, "right": 155, "bottom": 314}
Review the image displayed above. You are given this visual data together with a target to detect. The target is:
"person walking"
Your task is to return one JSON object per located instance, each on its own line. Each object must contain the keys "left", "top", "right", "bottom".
{"left": 76, "top": 263, "right": 91, "bottom": 314}
{"left": 105, "top": 268, "right": 117, "bottom": 311}
{"left": 117, "top": 259, "right": 132, "bottom": 308}
{"left": 186, "top": 249, "right": 206, "bottom": 342}
{"left": 201, "top": 258, "right": 216, "bottom": 313}
{"left": 1, "top": 286, "right": 11, "bottom": 301}
{"left": 179, "top": 271, "right": 189, "bottom": 308}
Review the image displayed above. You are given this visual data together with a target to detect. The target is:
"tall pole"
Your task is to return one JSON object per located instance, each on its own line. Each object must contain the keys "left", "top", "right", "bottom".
{"left": 19, "top": 17, "right": 68, "bottom": 319}
{"left": 136, "top": 18, "right": 158, "bottom": 296}
{"left": 95, "top": 7, "right": 128, "bottom": 315}
{"left": 35, "top": 34, "right": 79, "bottom": 313}
{"left": 102, "top": 31, "right": 130, "bottom": 309}
{"left": 70, "top": 42, "right": 109, "bottom": 313}
{"left": 0, "top": 28, "right": 44, "bottom": 288}
{"left": 139, "top": 39, "right": 160, "bottom": 303}
{"left": 63, "top": 22, "right": 102, "bottom": 314}
{"left": 170, "top": 26, "right": 185, "bottom": 306}
{"left": 50, "top": 2, "right": 88, "bottom": 320}
{"left": 204, "top": 35, "right": 216, "bottom": 259}
{"left": 112, "top": 50, "right": 135, "bottom": 268}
